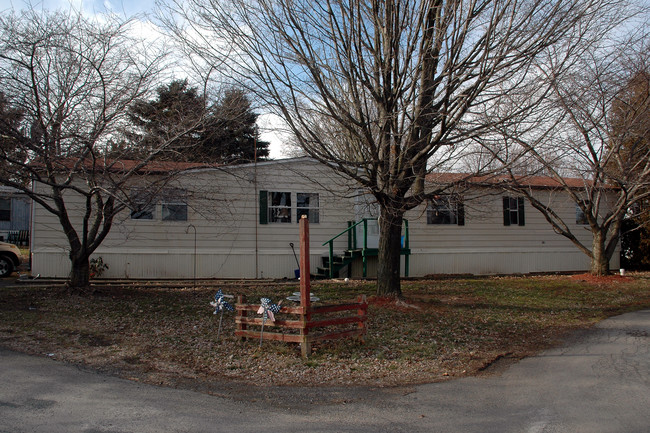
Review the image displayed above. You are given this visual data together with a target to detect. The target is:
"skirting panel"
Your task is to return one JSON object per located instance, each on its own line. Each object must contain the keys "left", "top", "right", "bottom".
{"left": 31, "top": 250, "right": 326, "bottom": 280}
{"left": 409, "top": 249, "right": 618, "bottom": 276}
{"left": 31, "top": 247, "right": 620, "bottom": 279}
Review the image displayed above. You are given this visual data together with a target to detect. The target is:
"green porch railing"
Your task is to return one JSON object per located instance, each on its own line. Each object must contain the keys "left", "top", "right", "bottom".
{"left": 322, "top": 218, "right": 410, "bottom": 279}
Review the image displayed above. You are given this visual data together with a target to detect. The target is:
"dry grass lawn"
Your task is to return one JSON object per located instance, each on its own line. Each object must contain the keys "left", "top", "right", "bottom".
{"left": 1, "top": 273, "right": 649, "bottom": 391}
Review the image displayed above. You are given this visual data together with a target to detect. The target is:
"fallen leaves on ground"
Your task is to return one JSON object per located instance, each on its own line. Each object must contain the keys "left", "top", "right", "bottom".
{"left": 1, "top": 273, "right": 649, "bottom": 390}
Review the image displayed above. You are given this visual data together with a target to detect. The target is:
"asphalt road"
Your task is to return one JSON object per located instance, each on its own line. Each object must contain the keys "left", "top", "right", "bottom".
{"left": 1, "top": 309, "right": 649, "bottom": 433}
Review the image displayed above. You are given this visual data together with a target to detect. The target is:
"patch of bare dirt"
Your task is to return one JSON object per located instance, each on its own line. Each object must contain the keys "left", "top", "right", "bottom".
{"left": 569, "top": 273, "right": 632, "bottom": 284}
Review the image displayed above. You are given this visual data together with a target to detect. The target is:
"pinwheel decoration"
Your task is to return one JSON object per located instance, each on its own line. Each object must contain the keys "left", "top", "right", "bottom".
{"left": 211, "top": 290, "right": 234, "bottom": 313}
{"left": 210, "top": 289, "right": 234, "bottom": 339}
{"left": 257, "top": 297, "right": 282, "bottom": 347}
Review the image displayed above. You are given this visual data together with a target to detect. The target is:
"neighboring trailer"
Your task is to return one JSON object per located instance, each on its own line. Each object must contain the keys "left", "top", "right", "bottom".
{"left": 0, "top": 186, "right": 31, "bottom": 243}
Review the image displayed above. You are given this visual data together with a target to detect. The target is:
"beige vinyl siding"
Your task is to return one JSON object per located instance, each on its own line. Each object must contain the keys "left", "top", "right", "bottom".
{"left": 403, "top": 188, "right": 619, "bottom": 276}
{"left": 30, "top": 158, "right": 620, "bottom": 279}
{"left": 31, "top": 159, "right": 356, "bottom": 279}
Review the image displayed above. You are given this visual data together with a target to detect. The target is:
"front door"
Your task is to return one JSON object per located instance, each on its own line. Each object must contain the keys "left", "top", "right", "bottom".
{"left": 353, "top": 190, "right": 379, "bottom": 249}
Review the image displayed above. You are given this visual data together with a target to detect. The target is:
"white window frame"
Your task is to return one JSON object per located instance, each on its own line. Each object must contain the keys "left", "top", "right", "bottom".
{"left": 161, "top": 189, "right": 188, "bottom": 222}
{"left": 503, "top": 196, "right": 525, "bottom": 226}
{"left": 296, "top": 192, "right": 319, "bottom": 223}
{"left": 130, "top": 189, "right": 156, "bottom": 220}
{"left": 268, "top": 191, "right": 292, "bottom": 223}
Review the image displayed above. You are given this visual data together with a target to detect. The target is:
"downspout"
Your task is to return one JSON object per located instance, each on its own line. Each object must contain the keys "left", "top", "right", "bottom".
{"left": 29, "top": 178, "right": 35, "bottom": 273}
{"left": 185, "top": 224, "right": 196, "bottom": 286}
{"left": 254, "top": 134, "right": 259, "bottom": 279}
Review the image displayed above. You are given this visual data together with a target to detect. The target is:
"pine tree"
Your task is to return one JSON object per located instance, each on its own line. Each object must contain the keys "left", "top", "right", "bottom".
{"left": 199, "top": 88, "right": 270, "bottom": 163}
{"left": 124, "top": 81, "right": 270, "bottom": 163}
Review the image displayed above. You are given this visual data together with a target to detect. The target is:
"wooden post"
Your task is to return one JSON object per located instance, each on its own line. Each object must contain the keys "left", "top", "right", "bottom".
{"left": 299, "top": 216, "right": 311, "bottom": 311}
{"left": 235, "top": 217, "right": 367, "bottom": 354}
{"left": 237, "top": 294, "right": 247, "bottom": 340}
{"left": 357, "top": 294, "right": 367, "bottom": 344}
{"left": 299, "top": 216, "right": 312, "bottom": 357}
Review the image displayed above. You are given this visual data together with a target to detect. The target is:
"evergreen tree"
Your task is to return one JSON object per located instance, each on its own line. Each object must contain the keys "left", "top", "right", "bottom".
{"left": 200, "top": 88, "right": 270, "bottom": 163}
{"left": 124, "top": 79, "right": 205, "bottom": 159}
{"left": 124, "top": 81, "right": 269, "bottom": 163}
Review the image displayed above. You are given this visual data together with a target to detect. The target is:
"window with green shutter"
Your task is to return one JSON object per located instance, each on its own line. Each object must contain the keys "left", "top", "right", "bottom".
{"left": 268, "top": 191, "right": 292, "bottom": 223}
{"left": 259, "top": 190, "right": 268, "bottom": 224}
{"left": 503, "top": 196, "right": 525, "bottom": 226}
{"left": 427, "top": 195, "right": 464, "bottom": 226}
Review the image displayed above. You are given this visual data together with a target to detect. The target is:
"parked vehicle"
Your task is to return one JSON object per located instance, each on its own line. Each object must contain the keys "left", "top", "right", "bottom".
{"left": 0, "top": 241, "right": 24, "bottom": 278}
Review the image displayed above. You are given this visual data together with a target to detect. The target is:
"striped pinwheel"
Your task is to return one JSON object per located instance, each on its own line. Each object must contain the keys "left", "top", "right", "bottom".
{"left": 210, "top": 289, "right": 234, "bottom": 314}
{"left": 210, "top": 289, "right": 234, "bottom": 339}
{"left": 257, "top": 297, "right": 282, "bottom": 322}
{"left": 256, "top": 297, "right": 282, "bottom": 347}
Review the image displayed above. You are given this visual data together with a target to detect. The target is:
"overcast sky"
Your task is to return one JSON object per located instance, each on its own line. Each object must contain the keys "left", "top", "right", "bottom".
{"left": 0, "top": 0, "right": 290, "bottom": 159}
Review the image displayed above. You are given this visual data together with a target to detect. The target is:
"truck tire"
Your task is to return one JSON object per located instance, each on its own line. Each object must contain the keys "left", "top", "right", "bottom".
{"left": 0, "top": 255, "right": 14, "bottom": 278}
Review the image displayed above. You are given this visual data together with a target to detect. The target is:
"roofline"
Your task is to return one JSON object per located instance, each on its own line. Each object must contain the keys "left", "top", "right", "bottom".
{"left": 224, "top": 156, "right": 315, "bottom": 169}
{"left": 426, "top": 172, "right": 619, "bottom": 190}
{"left": 183, "top": 156, "right": 317, "bottom": 173}
{"left": 0, "top": 186, "right": 27, "bottom": 195}
{"left": 30, "top": 158, "right": 221, "bottom": 175}
{"left": 31, "top": 156, "right": 618, "bottom": 191}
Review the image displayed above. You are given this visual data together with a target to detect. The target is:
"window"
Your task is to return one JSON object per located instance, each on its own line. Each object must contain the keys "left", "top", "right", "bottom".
{"left": 427, "top": 195, "right": 464, "bottom": 225}
{"left": 131, "top": 206, "right": 154, "bottom": 220}
{"left": 297, "top": 193, "right": 319, "bottom": 223}
{"left": 268, "top": 191, "right": 291, "bottom": 223}
{"left": 130, "top": 189, "right": 155, "bottom": 220}
{"left": 162, "top": 189, "right": 188, "bottom": 221}
{"left": 258, "top": 191, "right": 320, "bottom": 224}
{"left": 503, "top": 196, "right": 525, "bottom": 226}
{"left": 0, "top": 198, "right": 10, "bottom": 221}
{"left": 576, "top": 201, "right": 589, "bottom": 225}
{"left": 162, "top": 203, "right": 188, "bottom": 221}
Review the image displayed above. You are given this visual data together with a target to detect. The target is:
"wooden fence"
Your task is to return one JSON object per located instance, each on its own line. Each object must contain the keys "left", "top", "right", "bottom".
{"left": 235, "top": 294, "right": 367, "bottom": 357}
{"left": 234, "top": 216, "right": 368, "bottom": 357}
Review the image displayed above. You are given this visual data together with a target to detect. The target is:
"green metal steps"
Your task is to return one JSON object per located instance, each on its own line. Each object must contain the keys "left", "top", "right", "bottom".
{"left": 316, "top": 249, "right": 362, "bottom": 278}
{"left": 315, "top": 248, "right": 411, "bottom": 279}
{"left": 319, "top": 219, "right": 411, "bottom": 279}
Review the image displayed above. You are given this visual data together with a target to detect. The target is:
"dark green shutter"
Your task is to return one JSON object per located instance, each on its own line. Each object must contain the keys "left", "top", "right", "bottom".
{"left": 457, "top": 200, "right": 465, "bottom": 226}
{"left": 518, "top": 197, "right": 525, "bottom": 226}
{"left": 503, "top": 197, "right": 510, "bottom": 226}
{"left": 259, "top": 190, "right": 268, "bottom": 224}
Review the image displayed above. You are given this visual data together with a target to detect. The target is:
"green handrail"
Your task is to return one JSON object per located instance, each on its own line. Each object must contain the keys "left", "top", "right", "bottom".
{"left": 322, "top": 218, "right": 410, "bottom": 279}
{"left": 322, "top": 219, "right": 366, "bottom": 248}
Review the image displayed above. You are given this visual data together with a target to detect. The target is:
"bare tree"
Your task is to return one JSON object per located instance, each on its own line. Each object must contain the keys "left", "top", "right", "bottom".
{"left": 479, "top": 28, "right": 650, "bottom": 275}
{"left": 0, "top": 8, "right": 200, "bottom": 289}
{"left": 162, "top": 0, "right": 632, "bottom": 295}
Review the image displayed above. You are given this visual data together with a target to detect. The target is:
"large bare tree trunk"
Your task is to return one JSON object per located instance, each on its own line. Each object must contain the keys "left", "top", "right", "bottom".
{"left": 377, "top": 208, "right": 403, "bottom": 297}
{"left": 590, "top": 230, "right": 611, "bottom": 276}
{"left": 69, "top": 254, "right": 91, "bottom": 289}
